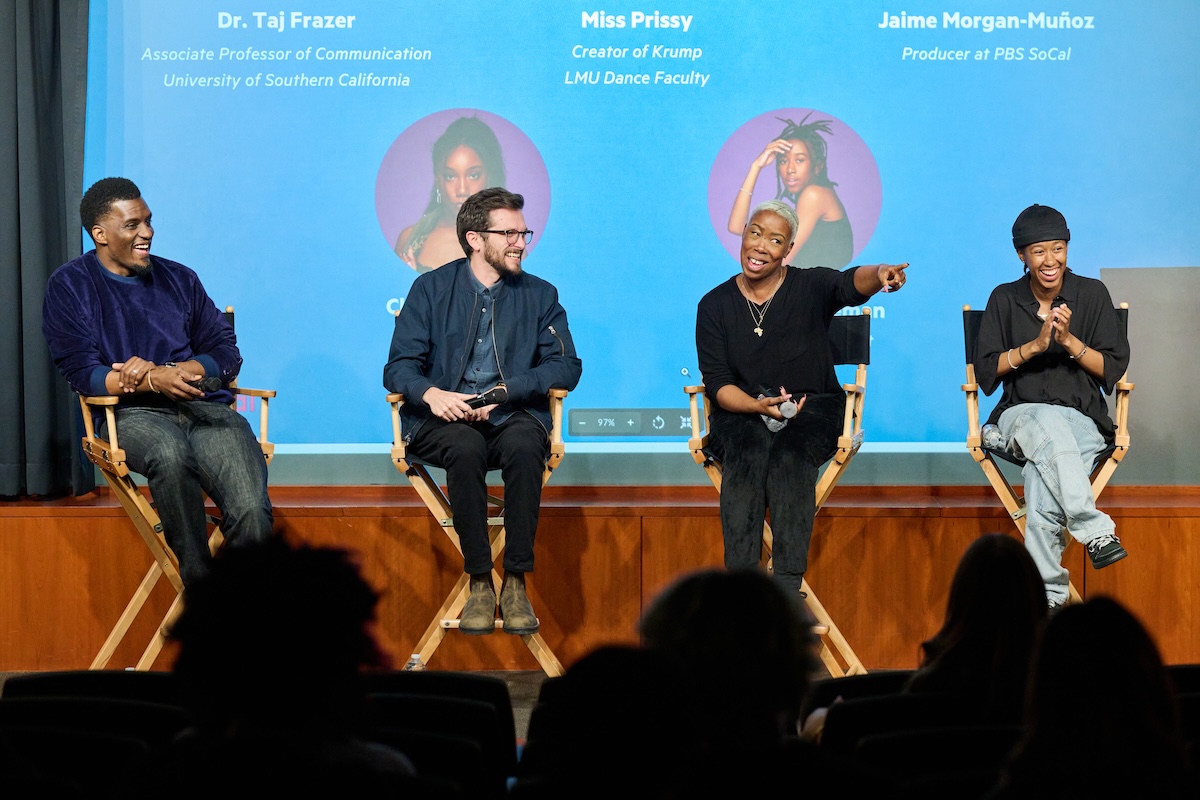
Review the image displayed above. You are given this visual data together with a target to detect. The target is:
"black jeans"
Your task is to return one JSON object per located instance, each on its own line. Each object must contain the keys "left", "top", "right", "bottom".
{"left": 407, "top": 412, "right": 549, "bottom": 575}
{"left": 709, "top": 393, "right": 842, "bottom": 580}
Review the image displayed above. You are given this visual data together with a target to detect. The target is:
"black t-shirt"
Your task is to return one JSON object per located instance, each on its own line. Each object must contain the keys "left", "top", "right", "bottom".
{"left": 696, "top": 265, "right": 868, "bottom": 402}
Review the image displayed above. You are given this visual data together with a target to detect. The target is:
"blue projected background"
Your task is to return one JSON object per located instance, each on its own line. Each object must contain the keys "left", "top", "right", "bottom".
{"left": 84, "top": 1, "right": 1200, "bottom": 453}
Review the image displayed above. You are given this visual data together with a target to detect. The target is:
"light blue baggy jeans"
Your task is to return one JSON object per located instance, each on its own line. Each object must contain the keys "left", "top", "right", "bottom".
{"left": 998, "top": 403, "right": 1115, "bottom": 606}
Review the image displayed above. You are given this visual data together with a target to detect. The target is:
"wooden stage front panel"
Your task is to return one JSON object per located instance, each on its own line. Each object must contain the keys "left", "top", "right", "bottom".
{"left": 1, "top": 485, "right": 1197, "bottom": 672}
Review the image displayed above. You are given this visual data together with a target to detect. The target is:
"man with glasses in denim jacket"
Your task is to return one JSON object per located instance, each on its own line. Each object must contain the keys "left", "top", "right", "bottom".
{"left": 384, "top": 187, "right": 582, "bottom": 636}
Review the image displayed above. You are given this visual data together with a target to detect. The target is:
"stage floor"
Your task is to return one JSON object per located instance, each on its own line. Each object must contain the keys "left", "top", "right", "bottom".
{"left": 3, "top": 485, "right": 1198, "bottom": 672}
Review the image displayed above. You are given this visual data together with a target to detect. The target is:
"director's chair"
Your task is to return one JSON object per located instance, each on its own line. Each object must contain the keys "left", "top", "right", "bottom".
{"left": 684, "top": 308, "right": 872, "bottom": 677}
{"left": 80, "top": 307, "right": 275, "bottom": 670}
{"left": 961, "top": 303, "right": 1133, "bottom": 604}
{"left": 387, "top": 389, "right": 569, "bottom": 677}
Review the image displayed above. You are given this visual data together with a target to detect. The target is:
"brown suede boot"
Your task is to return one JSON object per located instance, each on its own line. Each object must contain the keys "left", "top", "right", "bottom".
{"left": 499, "top": 572, "right": 539, "bottom": 635}
{"left": 459, "top": 573, "right": 496, "bottom": 635}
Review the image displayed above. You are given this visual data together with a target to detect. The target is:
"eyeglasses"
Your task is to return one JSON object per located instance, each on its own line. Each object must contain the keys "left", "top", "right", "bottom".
{"left": 477, "top": 229, "right": 534, "bottom": 245}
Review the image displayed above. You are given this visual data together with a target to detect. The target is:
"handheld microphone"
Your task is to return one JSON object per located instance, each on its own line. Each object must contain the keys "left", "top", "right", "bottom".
{"left": 189, "top": 376, "right": 223, "bottom": 392}
{"left": 466, "top": 384, "right": 509, "bottom": 409}
{"left": 759, "top": 386, "right": 797, "bottom": 418}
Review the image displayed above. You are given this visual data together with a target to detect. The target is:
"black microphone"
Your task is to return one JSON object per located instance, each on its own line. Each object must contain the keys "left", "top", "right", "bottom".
{"left": 189, "top": 376, "right": 223, "bottom": 392}
{"left": 466, "top": 384, "right": 508, "bottom": 409}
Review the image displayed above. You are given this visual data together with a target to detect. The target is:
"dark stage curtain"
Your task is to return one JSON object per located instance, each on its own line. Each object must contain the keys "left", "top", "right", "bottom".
{"left": 0, "top": 0, "right": 92, "bottom": 496}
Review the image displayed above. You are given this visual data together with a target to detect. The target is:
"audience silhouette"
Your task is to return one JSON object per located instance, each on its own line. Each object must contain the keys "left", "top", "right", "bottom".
{"left": 24, "top": 532, "right": 1200, "bottom": 799}
{"left": 131, "top": 532, "right": 421, "bottom": 795}
{"left": 514, "top": 644, "right": 699, "bottom": 798}
{"left": 904, "top": 532, "right": 1047, "bottom": 722}
{"left": 637, "top": 567, "right": 894, "bottom": 796}
{"left": 803, "top": 532, "right": 1047, "bottom": 744}
{"left": 986, "top": 595, "right": 1198, "bottom": 800}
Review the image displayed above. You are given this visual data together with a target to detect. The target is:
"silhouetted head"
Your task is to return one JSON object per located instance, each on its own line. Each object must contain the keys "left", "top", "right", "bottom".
{"left": 170, "top": 533, "right": 387, "bottom": 736}
{"left": 907, "top": 533, "right": 1047, "bottom": 720}
{"left": 999, "top": 595, "right": 1192, "bottom": 797}
{"left": 638, "top": 568, "right": 818, "bottom": 744}
{"left": 535, "top": 644, "right": 699, "bottom": 790}
{"left": 1026, "top": 595, "right": 1177, "bottom": 736}
{"left": 922, "top": 533, "right": 1047, "bottom": 662}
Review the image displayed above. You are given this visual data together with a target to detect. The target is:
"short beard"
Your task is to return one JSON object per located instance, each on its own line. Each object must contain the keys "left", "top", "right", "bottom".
{"left": 484, "top": 242, "right": 521, "bottom": 277}
{"left": 128, "top": 260, "right": 154, "bottom": 278}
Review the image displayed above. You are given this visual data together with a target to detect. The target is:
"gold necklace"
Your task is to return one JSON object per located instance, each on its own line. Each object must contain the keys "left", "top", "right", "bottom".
{"left": 740, "top": 271, "right": 784, "bottom": 336}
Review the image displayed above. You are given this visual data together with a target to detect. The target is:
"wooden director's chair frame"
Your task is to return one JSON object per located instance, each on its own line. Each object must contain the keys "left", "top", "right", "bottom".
{"left": 388, "top": 389, "right": 569, "bottom": 677}
{"left": 80, "top": 307, "right": 275, "bottom": 670}
{"left": 961, "top": 303, "right": 1133, "bottom": 604}
{"left": 684, "top": 308, "right": 873, "bottom": 677}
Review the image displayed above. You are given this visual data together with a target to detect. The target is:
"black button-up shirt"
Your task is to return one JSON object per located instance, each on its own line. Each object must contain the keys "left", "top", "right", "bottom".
{"left": 973, "top": 269, "right": 1130, "bottom": 443}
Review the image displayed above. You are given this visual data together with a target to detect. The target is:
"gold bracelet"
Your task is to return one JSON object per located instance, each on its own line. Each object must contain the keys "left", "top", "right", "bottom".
{"left": 146, "top": 372, "right": 158, "bottom": 393}
{"left": 738, "top": 188, "right": 752, "bottom": 196}
{"left": 1006, "top": 349, "right": 1019, "bottom": 371}
{"left": 1069, "top": 343, "right": 1088, "bottom": 360}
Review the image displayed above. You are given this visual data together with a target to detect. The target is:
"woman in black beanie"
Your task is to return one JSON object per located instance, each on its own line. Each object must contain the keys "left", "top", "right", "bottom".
{"left": 972, "top": 204, "right": 1131, "bottom": 610}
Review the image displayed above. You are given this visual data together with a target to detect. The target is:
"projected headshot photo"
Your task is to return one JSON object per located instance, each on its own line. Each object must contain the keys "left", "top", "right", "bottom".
{"left": 375, "top": 109, "right": 551, "bottom": 272}
{"left": 709, "top": 109, "right": 882, "bottom": 269}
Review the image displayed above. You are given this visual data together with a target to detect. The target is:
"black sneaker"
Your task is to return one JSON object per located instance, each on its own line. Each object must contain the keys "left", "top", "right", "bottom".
{"left": 1086, "top": 533, "right": 1128, "bottom": 569}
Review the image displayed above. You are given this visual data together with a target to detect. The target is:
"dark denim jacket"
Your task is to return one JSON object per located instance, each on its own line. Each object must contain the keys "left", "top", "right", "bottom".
{"left": 383, "top": 258, "right": 582, "bottom": 442}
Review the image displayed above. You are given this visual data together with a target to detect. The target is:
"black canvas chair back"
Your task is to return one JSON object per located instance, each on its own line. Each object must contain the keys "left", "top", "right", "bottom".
{"left": 360, "top": 691, "right": 515, "bottom": 797}
{"left": 819, "top": 692, "right": 981, "bottom": 757}
{"left": 1, "top": 669, "right": 183, "bottom": 706}
{"left": 828, "top": 310, "right": 871, "bottom": 367}
{"left": 360, "top": 670, "right": 517, "bottom": 760}
{"left": 801, "top": 668, "right": 915, "bottom": 719}
{"left": 0, "top": 726, "right": 151, "bottom": 796}
{"left": 854, "top": 723, "right": 1022, "bottom": 780}
{"left": 363, "top": 727, "right": 485, "bottom": 798}
{"left": 0, "top": 696, "right": 187, "bottom": 748}
{"left": 1168, "top": 664, "right": 1200, "bottom": 696}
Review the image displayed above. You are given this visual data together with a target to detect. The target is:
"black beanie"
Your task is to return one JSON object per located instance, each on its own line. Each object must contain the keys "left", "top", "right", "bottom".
{"left": 1012, "top": 204, "right": 1070, "bottom": 250}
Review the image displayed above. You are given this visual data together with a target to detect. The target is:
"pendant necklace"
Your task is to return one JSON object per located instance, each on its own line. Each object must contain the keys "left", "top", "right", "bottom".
{"left": 741, "top": 271, "right": 784, "bottom": 336}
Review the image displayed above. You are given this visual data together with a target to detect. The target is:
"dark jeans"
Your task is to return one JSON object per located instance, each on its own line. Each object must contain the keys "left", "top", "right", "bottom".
{"left": 106, "top": 402, "right": 274, "bottom": 586}
{"left": 407, "top": 412, "right": 549, "bottom": 575}
{"left": 709, "top": 393, "right": 842, "bottom": 581}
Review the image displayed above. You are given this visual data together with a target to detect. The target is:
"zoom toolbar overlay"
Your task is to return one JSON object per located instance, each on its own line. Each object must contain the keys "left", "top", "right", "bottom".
{"left": 569, "top": 409, "right": 692, "bottom": 437}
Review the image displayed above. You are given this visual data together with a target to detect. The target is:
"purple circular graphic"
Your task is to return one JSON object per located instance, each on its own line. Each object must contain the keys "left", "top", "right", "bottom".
{"left": 375, "top": 109, "right": 551, "bottom": 271}
{"left": 708, "top": 109, "right": 882, "bottom": 266}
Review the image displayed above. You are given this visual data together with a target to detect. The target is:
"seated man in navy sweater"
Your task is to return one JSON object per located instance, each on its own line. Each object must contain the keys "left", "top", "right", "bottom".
{"left": 42, "top": 177, "right": 274, "bottom": 585}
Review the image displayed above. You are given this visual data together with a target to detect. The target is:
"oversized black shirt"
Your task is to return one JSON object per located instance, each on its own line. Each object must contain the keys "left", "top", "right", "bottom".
{"left": 973, "top": 269, "right": 1129, "bottom": 444}
{"left": 696, "top": 265, "right": 868, "bottom": 402}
